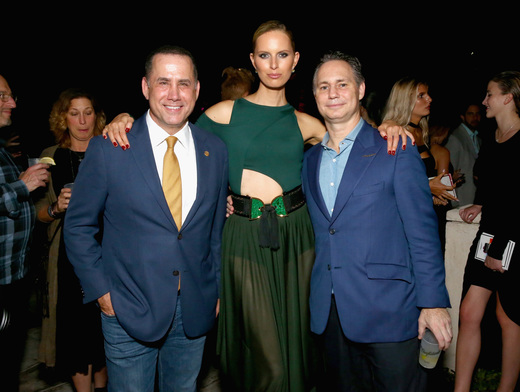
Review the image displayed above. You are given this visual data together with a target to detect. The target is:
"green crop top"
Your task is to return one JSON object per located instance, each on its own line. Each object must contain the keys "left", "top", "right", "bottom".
{"left": 196, "top": 98, "right": 304, "bottom": 195}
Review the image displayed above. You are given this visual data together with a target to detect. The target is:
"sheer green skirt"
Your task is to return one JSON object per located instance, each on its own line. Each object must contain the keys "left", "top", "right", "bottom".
{"left": 217, "top": 205, "right": 317, "bottom": 392}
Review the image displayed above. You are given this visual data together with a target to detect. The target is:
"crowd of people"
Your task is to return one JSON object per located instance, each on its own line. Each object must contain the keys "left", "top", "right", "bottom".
{"left": 1, "top": 19, "right": 519, "bottom": 392}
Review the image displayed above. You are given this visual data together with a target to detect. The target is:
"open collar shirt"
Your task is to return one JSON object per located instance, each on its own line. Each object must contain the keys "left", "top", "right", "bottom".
{"left": 461, "top": 123, "right": 480, "bottom": 154}
{"left": 319, "top": 119, "right": 363, "bottom": 217}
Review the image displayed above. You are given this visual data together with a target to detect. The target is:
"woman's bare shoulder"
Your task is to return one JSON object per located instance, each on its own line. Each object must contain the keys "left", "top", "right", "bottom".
{"left": 203, "top": 100, "right": 235, "bottom": 124}
{"left": 295, "top": 110, "right": 326, "bottom": 144}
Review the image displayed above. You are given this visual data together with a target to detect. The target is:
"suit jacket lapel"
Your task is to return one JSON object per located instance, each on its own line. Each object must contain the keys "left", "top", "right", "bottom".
{"left": 306, "top": 145, "right": 331, "bottom": 220}
{"left": 330, "top": 124, "right": 382, "bottom": 224}
{"left": 128, "top": 117, "right": 178, "bottom": 230}
{"left": 181, "top": 124, "right": 209, "bottom": 230}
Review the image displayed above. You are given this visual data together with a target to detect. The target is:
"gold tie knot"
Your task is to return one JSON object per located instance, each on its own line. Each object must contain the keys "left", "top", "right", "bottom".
{"left": 167, "top": 136, "right": 178, "bottom": 149}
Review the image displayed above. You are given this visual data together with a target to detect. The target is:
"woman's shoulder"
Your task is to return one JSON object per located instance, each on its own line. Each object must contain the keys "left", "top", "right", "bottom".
{"left": 294, "top": 110, "right": 326, "bottom": 144}
{"left": 430, "top": 143, "right": 450, "bottom": 159}
{"left": 202, "top": 100, "right": 235, "bottom": 125}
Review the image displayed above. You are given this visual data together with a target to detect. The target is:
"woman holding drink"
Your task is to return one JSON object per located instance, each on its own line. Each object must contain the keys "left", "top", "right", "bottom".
{"left": 36, "top": 88, "right": 108, "bottom": 392}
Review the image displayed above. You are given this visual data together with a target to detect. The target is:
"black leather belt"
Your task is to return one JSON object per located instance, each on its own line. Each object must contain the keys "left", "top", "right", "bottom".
{"left": 230, "top": 186, "right": 305, "bottom": 250}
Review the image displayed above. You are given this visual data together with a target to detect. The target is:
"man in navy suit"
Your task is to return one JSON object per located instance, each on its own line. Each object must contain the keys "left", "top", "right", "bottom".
{"left": 64, "top": 46, "right": 228, "bottom": 392}
{"left": 301, "top": 51, "right": 452, "bottom": 391}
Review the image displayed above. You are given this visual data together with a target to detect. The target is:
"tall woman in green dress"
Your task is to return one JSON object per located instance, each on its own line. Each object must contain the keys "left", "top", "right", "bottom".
{"left": 196, "top": 21, "right": 325, "bottom": 391}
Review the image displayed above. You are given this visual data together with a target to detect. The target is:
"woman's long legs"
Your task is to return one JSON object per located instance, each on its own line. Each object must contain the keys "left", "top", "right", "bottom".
{"left": 454, "top": 285, "right": 493, "bottom": 392}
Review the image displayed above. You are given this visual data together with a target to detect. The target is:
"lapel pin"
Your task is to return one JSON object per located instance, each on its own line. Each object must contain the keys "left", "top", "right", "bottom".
{"left": 204, "top": 151, "right": 210, "bottom": 157}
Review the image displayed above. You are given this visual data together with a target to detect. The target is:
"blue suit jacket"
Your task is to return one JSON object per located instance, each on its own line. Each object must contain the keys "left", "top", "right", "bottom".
{"left": 64, "top": 115, "right": 228, "bottom": 342}
{"left": 302, "top": 121, "right": 450, "bottom": 343}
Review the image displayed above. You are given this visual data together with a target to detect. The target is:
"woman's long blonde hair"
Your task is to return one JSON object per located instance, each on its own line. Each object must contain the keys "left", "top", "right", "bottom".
{"left": 382, "top": 76, "right": 430, "bottom": 145}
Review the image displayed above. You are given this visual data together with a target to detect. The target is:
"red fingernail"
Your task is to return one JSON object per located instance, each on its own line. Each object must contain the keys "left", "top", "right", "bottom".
{"left": 403, "top": 145, "right": 406, "bottom": 150}
{"left": 113, "top": 142, "right": 118, "bottom": 147}
{"left": 126, "top": 144, "right": 130, "bottom": 149}
{"left": 103, "top": 135, "right": 107, "bottom": 139}
{"left": 125, "top": 128, "right": 130, "bottom": 133}
{"left": 122, "top": 145, "right": 126, "bottom": 151}
{"left": 384, "top": 135, "right": 388, "bottom": 140}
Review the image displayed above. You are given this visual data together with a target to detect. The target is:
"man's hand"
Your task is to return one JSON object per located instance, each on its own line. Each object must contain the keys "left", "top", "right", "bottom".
{"left": 19, "top": 163, "right": 49, "bottom": 192}
{"left": 98, "top": 292, "right": 115, "bottom": 316}
{"left": 226, "top": 195, "right": 234, "bottom": 217}
{"left": 418, "top": 308, "right": 452, "bottom": 350}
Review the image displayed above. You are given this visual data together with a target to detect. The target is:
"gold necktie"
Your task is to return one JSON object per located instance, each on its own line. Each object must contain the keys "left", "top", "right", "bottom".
{"left": 163, "top": 136, "right": 182, "bottom": 230}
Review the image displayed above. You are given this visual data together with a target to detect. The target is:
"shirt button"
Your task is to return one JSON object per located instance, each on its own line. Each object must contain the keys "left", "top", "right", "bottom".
{"left": 173, "top": 270, "right": 180, "bottom": 276}
{"left": 329, "top": 228, "right": 336, "bottom": 235}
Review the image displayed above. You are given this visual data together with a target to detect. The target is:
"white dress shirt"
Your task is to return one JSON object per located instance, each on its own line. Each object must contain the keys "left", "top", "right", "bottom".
{"left": 146, "top": 111, "right": 197, "bottom": 223}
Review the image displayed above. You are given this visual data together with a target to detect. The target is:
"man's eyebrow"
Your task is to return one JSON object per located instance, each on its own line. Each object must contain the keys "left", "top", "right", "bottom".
{"left": 156, "top": 77, "right": 192, "bottom": 85}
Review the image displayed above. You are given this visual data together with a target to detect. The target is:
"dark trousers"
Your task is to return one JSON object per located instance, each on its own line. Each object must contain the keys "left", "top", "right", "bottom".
{"left": 0, "top": 277, "right": 31, "bottom": 392}
{"left": 317, "top": 295, "right": 427, "bottom": 392}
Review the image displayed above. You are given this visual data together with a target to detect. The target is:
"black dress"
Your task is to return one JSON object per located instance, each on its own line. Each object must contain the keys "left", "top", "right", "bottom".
{"left": 462, "top": 132, "right": 520, "bottom": 325}
{"left": 418, "top": 144, "right": 452, "bottom": 253}
{"left": 52, "top": 148, "right": 105, "bottom": 375}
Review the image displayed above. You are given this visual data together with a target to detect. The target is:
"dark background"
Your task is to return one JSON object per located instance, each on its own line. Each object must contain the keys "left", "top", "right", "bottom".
{"left": 3, "top": 8, "right": 515, "bottom": 157}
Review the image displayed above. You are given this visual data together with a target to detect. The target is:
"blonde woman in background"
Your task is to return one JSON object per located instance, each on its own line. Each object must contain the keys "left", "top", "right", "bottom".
{"left": 382, "top": 76, "right": 457, "bottom": 204}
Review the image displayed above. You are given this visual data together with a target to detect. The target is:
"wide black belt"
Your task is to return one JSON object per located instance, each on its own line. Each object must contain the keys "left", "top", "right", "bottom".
{"left": 230, "top": 186, "right": 306, "bottom": 250}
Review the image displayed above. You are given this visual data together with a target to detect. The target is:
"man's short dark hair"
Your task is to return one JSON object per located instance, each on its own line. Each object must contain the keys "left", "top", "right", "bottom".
{"left": 144, "top": 45, "right": 198, "bottom": 81}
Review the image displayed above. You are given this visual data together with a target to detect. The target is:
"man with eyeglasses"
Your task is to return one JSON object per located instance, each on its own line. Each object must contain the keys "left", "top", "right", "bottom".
{"left": 0, "top": 87, "right": 21, "bottom": 157}
{"left": 1, "top": 74, "right": 50, "bottom": 391}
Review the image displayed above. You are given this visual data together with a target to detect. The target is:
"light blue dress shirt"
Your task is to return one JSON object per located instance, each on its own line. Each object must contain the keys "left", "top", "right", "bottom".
{"left": 462, "top": 123, "right": 480, "bottom": 154}
{"left": 319, "top": 119, "right": 364, "bottom": 216}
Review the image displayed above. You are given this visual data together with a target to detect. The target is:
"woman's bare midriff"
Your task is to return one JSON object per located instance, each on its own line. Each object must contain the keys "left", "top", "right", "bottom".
{"left": 240, "top": 169, "right": 283, "bottom": 203}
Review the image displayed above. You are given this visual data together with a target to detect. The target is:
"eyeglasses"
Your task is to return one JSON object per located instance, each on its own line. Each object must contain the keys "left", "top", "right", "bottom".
{"left": 0, "top": 93, "right": 17, "bottom": 102}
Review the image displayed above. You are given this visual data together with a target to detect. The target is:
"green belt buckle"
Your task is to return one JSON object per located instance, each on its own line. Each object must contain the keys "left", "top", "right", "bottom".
{"left": 250, "top": 196, "right": 288, "bottom": 220}
{"left": 272, "top": 196, "right": 288, "bottom": 217}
